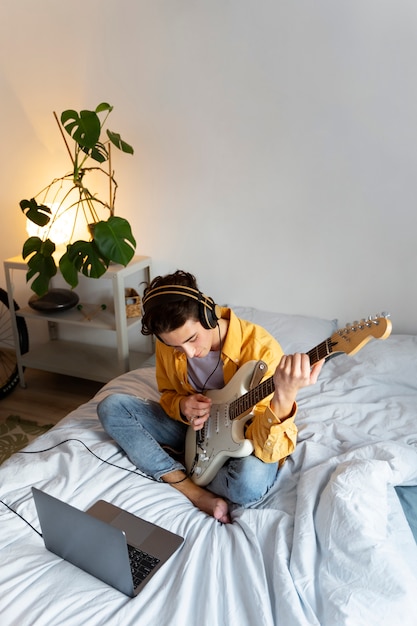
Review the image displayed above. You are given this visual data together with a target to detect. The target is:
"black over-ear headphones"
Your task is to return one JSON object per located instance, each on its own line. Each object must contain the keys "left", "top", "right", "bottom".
{"left": 142, "top": 285, "right": 221, "bottom": 330}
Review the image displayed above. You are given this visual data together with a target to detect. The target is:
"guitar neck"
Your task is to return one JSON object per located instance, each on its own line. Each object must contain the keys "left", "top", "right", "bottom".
{"left": 230, "top": 337, "right": 334, "bottom": 419}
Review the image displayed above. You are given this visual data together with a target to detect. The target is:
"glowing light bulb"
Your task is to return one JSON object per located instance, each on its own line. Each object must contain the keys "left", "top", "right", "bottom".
{"left": 26, "top": 202, "right": 90, "bottom": 245}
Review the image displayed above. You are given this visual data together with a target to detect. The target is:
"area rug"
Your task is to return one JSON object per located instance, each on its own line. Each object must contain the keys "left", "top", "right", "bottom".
{"left": 0, "top": 416, "right": 54, "bottom": 464}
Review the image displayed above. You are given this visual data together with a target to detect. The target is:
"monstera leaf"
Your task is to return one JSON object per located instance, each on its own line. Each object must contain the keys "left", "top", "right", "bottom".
{"left": 61, "top": 103, "right": 133, "bottom": 163}
{"left": 59, "top": 240, "right": 109, "bottom": 288}
{"left": 22, "top": 237, "right": 57, "bottom": 296}
{"left": 61, "top": 108, "right": 102, "bottom": 151}
{"left": 106, "top": 130, "right": 134, "bottom": 155}
{"left": 20, "top": 198, "right": 51, "bottom": 227}
{"left": 93, "top": 216, "right": 136, "bottom": 266}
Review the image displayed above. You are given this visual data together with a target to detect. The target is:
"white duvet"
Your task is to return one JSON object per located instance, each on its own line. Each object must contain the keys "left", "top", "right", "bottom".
{"left": 1, "top": 334, "right": 417, "bottom": 626}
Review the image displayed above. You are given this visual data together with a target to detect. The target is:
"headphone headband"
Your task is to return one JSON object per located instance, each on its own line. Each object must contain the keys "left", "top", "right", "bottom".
{"left": 142, "top": 285, "right": 208, "bottom": 309}
{"left": 142, "top": 284, "right": 220, "bottom": 329}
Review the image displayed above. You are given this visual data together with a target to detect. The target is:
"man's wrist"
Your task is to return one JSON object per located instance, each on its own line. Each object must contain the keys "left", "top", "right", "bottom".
{"left": 268, "top": 401, "right": 297, "bottom": 423}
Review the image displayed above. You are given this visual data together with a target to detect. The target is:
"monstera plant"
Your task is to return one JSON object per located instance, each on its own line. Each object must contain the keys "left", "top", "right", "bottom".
{"left": 20, "top": 102, "right": 136, "bottom": 297}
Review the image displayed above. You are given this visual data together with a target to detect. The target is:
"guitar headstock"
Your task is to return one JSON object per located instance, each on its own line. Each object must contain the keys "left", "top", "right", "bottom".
{"left": 329, "top": 314, "right": 392, "bottom": 357}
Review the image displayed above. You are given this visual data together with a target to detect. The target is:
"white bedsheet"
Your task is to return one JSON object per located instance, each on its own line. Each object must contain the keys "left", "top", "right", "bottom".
{"left": 1, "top": 335, "right": 417, "bottom": 626}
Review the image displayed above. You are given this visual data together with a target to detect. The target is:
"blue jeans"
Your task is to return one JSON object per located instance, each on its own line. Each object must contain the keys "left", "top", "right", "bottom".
{"left": 97, "top": 393, "right": 279, "bottom": 507}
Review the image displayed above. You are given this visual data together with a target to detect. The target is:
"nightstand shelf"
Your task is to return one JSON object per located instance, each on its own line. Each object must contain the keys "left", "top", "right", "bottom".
{"left": 15, "top": 302, "right": 141, "bottom": 331}
{"left": 4, "top": 255, "right": 153, "bottom": 386}
{"left": 16, "top": 340, "right": 151, "bottom": 382}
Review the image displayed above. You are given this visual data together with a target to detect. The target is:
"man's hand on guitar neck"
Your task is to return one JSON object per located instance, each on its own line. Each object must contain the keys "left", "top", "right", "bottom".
{"left": 270, "top": 353, "right": 325, "bottom": 421}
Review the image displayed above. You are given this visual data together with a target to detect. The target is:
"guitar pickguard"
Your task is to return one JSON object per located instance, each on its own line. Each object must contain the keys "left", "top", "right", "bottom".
{"left": 185, "top": 361, "right": 264, "bottom": 486}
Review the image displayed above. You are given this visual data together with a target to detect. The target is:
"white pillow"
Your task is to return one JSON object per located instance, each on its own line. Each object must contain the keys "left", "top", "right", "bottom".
{"left": 230, "top": 305, "right": 338, "bottom": 354}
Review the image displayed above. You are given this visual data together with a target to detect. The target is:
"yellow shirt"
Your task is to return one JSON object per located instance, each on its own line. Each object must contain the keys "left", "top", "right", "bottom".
{"left": 155, "top": 307, "right": 298, "bottom": 464}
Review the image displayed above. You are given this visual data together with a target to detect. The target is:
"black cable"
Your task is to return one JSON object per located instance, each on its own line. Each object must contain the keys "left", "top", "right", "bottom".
{"left": 0, "top": 498, "right": 42, "bottom": 537}
{"left": 0, "top": 438, "right": 162, "bottom": 536}
{"left": 188, "top": 322, "right": 223, "bottom": 393}
{"left": 200, "top": 323, "right": 223, "bottom": 394}
{"left": 17, "top": 438, "right": 160, "bottom": 481}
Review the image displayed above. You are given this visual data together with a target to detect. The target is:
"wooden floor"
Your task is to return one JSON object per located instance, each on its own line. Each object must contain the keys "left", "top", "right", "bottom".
{"left": 0, "top": 369, "right": 104, "bottom": 424}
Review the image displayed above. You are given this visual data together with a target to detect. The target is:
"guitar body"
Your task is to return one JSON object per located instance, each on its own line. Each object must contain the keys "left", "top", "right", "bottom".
{"left": 185, "top": 361, "right": 259, "bottom": 486}
{"left": 185, "top": 314, "right": 392, "bottom": 487}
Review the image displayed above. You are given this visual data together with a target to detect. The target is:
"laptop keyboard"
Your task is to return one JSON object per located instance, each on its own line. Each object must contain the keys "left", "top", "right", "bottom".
{"left": 127, "top": 544, "right": 160, "bottom": 587}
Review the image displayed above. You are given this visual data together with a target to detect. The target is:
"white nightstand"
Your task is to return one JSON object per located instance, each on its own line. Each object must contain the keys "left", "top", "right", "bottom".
{"left": 4, "top": 255, "right": 153, "bottom": 385}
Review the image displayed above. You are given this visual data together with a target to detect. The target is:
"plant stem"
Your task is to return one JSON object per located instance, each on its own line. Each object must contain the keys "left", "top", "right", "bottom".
{"left": 53, "top": 111, "right": 74, "bottom": 167}
{"left": 108, "top": 142, "right": 113, "bottom": 215}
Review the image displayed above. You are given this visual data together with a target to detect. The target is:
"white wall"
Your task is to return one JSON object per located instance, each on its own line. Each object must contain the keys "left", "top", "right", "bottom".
{"left": 1, "top": 0, "right": 416, "bottom": 335}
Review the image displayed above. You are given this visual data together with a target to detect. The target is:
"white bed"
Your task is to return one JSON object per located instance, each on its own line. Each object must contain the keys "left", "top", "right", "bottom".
{"left": 1, "top": 307, "right": 417, "bottom": 626}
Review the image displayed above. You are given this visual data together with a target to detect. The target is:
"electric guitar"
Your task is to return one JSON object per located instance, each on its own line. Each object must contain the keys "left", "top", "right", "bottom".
{"left": 185, "top": 315, "right": 392, "bottom": 486}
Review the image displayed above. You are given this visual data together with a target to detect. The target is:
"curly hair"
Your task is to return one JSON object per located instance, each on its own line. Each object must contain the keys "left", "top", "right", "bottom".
{"left": 141, "top": 270, "right": 201, "bottom": 336}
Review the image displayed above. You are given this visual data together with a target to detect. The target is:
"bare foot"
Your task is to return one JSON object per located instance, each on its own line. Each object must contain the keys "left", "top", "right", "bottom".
{"left": 163, "top": 471, "right": 231, "bottom": 523}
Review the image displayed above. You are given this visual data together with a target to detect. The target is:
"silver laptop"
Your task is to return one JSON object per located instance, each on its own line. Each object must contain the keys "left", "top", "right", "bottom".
{"left": 32, "top": 487, "right": 183, "bottom": 597}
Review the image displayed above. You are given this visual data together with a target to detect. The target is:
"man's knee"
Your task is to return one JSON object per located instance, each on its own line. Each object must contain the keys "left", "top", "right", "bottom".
{"left": 228, "top": 456, "right": 278, "bottom": 504}
{"left": 97, "top": 393, "right": 127, "bottom": 427}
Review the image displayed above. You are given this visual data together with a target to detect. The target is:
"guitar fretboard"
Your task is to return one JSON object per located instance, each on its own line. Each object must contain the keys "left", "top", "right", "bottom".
{"left": 229, "top": 337, "right": 334, "bottom": 420}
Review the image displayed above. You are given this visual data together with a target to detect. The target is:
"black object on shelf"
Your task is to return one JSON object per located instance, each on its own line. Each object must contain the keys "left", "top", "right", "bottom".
{"left": 29, "top": 289, "right": 79, "bottom": 312}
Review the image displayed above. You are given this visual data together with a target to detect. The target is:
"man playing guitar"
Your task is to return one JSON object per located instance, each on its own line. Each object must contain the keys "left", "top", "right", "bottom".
{"left": 98, "top": 270, "right": 324, "bottom": 524}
